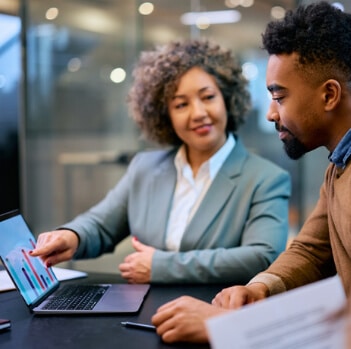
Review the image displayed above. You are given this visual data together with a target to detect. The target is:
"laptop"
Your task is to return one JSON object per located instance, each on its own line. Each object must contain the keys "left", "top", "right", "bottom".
{"left": 0, "top": 209, "right": 150, "bottom": 315}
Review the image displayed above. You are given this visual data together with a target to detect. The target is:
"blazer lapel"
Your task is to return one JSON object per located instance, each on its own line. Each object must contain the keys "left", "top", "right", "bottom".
{"left": 146, "top": 152, "right": 177, "bottom": 247}
{"left": 180, "top": 139, "right": 248, "bottom": 250}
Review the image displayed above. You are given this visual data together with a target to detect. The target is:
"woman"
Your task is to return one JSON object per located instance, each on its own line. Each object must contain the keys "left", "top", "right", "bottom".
{"left": 31, "top": 40, "right": 291, "bottom": 284}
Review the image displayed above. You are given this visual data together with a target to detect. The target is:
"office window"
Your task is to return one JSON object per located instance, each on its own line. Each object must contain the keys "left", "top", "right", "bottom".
{"left": 21, "top": 0, "right": 333, "bottom": 239}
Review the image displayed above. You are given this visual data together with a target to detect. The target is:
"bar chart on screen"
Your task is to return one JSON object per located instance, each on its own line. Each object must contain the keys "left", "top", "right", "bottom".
{"left": 4, "top": 244, "right": 56, "bottom": 304}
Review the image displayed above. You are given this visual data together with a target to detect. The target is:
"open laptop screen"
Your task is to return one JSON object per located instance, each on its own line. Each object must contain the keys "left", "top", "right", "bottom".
{"left": 0, "top": 210, "right": 59, "bottom": 307}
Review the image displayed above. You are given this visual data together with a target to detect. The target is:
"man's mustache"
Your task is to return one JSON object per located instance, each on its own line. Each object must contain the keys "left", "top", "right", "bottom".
{"left": 275, "top": 123, "right": 290, "bottom": 133}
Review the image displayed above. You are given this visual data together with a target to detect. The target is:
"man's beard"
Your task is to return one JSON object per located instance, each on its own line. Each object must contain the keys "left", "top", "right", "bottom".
{"left": 276, "top": 123, "right": 308, "bottom": 160}
{"left": 283, "top": 138, "right": 308, "bottom": 159}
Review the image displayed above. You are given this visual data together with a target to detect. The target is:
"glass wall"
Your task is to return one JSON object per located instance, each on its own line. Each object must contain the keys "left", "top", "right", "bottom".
{"left": 15, "top": 0, "right": 347, "bottom": 270}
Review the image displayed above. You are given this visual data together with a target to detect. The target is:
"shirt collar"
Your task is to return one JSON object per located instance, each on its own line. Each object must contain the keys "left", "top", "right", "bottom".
{"left": 328, "top": 128, "right": 351, "bottom": 169}
{"left": 174, "top": 133, "right": 236, "bottom": 179}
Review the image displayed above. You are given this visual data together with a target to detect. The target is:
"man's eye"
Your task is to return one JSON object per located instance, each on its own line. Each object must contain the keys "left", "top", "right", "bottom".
{"left": 272, "top": 97, "right": 283, "bottom": 104}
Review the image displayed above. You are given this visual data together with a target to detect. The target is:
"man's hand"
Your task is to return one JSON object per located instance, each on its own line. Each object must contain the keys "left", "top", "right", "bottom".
{"left": 29, "top": 229, "right": 79, "bottom": 267}
{"left": 152, "top": 296, "right": 228, "bottom": 343}
{"left": 119, "top": 237, "right": 155, "bottom": 283}
{"left": 212, "top": 283, "right": 269, "bottom": 309}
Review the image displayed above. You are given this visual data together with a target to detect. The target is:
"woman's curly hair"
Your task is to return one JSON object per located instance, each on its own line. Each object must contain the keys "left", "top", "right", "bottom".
{"left": 127, "top": 39, "right": 251, "bottom": 146}
{"left": 262, "top": 1, "right": 351, "bottom": 85}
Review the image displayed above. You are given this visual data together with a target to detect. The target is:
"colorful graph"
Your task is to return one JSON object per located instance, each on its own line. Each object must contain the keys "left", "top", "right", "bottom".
{"left": 0, "top": 214, "right": 58, "bottom": 305}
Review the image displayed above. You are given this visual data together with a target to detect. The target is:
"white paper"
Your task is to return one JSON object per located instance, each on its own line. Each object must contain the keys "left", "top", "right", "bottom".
{"left": 0, "top": 270, "right": 16, "bottom": 292}
{"left": 0, "top": 267, "right": 87, "bottom": 292}
{"left": 207, "top": 276, "right": 348, "bottom": 349}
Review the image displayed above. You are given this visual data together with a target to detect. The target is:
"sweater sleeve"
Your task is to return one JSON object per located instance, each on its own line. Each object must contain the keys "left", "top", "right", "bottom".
{"left": 252, "top": 171, "right": 336, "bottom": 292}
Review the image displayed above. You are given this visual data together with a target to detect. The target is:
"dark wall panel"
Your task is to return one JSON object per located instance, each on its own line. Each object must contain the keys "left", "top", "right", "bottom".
{"left": 0, "top": 13, "right": 21, "bottom": 214}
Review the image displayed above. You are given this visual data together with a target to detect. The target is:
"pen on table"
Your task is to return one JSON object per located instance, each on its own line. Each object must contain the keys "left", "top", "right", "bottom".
{"left": 121, "top": 321, "right": 156, "bottom": 332}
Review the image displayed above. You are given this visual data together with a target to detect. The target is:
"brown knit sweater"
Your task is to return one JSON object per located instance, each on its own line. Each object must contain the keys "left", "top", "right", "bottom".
{"left": 250, "top": 161, "right": 351, "bottom": 296}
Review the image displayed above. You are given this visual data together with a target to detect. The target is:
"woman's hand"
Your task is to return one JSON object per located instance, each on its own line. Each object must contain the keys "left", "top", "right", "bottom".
{"left": 119, "top": 237, "right": 155, "bottom": 283}
{"left": 29, "top": 229, "right": 79, "bottom": 267}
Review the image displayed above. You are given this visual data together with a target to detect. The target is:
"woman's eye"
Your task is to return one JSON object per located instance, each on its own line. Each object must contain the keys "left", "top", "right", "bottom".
{"left": 175, "top": 102, "right": 186, "bottom": 109}
{"left": 204, "top": 94, "right": 215, "bottom": 100}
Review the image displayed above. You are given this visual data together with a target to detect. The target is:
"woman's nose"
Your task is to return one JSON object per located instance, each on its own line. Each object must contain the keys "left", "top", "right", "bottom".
{"left": 190, "top": 100, "right": 207, "bottom": 119}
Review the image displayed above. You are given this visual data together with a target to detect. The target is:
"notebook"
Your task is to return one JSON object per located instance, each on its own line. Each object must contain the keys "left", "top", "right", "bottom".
{"left": 0, "top": 209, "right": 150, "bottom": 315}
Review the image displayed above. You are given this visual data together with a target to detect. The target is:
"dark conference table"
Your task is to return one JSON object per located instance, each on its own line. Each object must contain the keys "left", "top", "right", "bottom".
{"left": 0, "top": 272, "right": 230, "bottom": 349}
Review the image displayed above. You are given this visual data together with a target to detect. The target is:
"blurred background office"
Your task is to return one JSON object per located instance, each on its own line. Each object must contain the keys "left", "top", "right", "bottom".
{"left": 0, "top": 0, "right": 347, "bottom": 272}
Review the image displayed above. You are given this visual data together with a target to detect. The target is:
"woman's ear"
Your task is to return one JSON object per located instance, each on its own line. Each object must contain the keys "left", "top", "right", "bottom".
{"left": 322, "top": 79, "right": 341, "bottom": 111}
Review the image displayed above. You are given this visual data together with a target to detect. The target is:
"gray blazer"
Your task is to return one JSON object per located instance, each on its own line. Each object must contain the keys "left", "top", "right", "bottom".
{"left": 66, "top": 138, "right": 291, "bottom": 284}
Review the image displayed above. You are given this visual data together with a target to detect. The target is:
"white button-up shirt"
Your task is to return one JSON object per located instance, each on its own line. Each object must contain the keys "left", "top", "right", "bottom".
{"left": 165, "top": 134, "right": 235, "bottom": 251}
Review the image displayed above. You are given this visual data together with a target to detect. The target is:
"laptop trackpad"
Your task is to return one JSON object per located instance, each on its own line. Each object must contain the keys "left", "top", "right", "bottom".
{"left": 94, "top": 284, "right": 150, "bottom": 313}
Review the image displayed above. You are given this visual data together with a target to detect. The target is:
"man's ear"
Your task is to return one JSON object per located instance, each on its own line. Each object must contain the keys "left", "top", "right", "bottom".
{"left": 322, "top": 79, "right": 341, "bottom": 111}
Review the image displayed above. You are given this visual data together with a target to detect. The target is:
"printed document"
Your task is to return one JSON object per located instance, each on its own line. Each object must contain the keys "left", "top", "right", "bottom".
{"left": 207, "top": 276, "right": 348, "bottom": 349}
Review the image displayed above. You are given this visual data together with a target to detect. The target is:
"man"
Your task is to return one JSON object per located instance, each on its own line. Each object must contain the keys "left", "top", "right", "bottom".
{"left": 151, "top": 1, "right": 351, "bottom": 343}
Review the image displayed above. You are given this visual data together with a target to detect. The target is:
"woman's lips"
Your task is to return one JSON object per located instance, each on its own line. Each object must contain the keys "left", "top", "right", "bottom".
{"left": 193, "top": 124, "right": 212, "bottom": 135}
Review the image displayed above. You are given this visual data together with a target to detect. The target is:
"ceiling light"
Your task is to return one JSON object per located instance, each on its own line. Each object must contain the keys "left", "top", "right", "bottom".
{"left": 139, "top": 2, "right": 154, "bottom": 15}
{"left": 68, "top": 58, "right": 82, "bottom": 73}
{"left": 271, "top": 6, "right": 285, "bottom": 19}
{"left": 110, "top": 68, "right": 126, "bottom": 84}
{"left": 181, "top": 10, "right": 241, "bottom": 25}
{"left": 240, "top": 0, "right": 254, "bottom": 8}
{"left": 225, "top": 0, "right": 241, "bottom": 8}
{"left": 46, "top": 7, "right": 59, "bottom": 21}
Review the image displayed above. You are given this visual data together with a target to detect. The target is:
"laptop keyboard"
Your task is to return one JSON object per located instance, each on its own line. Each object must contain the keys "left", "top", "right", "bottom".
{"left": 42, "top": 284, "right": 109, "bottom": 310}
